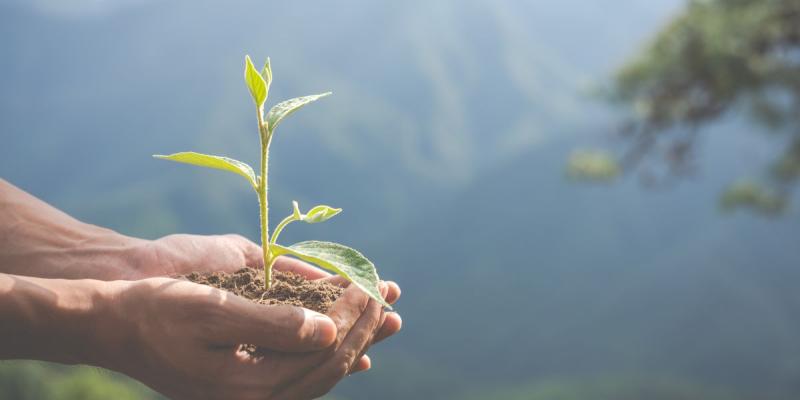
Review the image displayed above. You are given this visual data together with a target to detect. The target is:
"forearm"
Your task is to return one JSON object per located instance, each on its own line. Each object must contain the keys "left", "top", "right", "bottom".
{"left": 0, "top": 179, "right": 149, "bottom": 280}
{"left": 0, "top": 273, "right": 126, "bottom": 367}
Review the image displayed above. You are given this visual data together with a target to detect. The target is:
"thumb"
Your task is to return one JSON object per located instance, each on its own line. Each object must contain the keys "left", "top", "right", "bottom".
{"left": 215, "top": 297, "right": 337, "bottom": 352}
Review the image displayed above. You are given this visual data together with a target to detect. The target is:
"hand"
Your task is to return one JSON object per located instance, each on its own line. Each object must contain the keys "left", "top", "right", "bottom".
{"left": 144, "top": 235, "right": 403, "bottom": 375}
{"left": 0, "top": 179, "right": 403, "bottom": 390}
{"left": 138, "top": 233, "right": 265, "bottom": 277}
{"left": 102, "top": 276, "right": 394, "bottom": 400}
{"left": 269, "top": 256, "right": 403, "bottom": 375}
{"left": 0, "top": 179, "right": 264, "bottom": 280}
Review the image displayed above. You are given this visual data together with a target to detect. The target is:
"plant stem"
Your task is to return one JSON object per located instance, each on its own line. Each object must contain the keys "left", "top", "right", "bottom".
{"left": 258, "top": 110, "right": 272, "bottom": 290}
{"left": 270, "top": 215, "right": 295, "bottom": 246}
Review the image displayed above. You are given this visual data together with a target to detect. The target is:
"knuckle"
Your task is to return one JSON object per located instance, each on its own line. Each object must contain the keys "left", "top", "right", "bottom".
{"left": 357, "top": 294, "right": 370, "bottom": 314}
{"left": 330, "top": 359, "right": 351, "bottom": 381}
{"left": 285, "top": 306, "right": 308, "bottom": 331}
{"left": 342, "top": 346, "right": 360, "bottom": 367}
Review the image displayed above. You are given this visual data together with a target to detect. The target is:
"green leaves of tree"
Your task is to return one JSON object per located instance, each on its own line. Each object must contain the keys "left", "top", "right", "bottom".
{"left": 244, "top": 55, "right": 269, "bottom": 109}
{"left": 566, "top": 149, "right": 620, "bottom": 182}
{"left": 271, "top": 241, "right": 389, "bottom": 308}
{"left": 266, "top": 92, "right": 331, "bottom": 134}
{"left": 153, "top": 152, "right": 258, "bottom": 191}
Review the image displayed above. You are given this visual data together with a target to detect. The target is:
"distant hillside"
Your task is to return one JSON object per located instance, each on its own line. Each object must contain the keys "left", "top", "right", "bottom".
{"left": 349, "top": 131, "right": 800, "bottom": 399}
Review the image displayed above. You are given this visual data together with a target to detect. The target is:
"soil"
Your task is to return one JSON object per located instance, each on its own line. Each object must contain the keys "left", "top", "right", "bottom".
{"left": 180, "top": 268, "right": 344, "bottom": 357}
{"left": 181, "top": 268, "right": 344, "bottom": 314}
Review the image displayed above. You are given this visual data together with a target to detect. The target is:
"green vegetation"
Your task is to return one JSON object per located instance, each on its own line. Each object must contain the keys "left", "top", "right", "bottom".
{"left": 566, "top": 149, "right": 621, "bottom": 182}
{"left": 155, "top": 56, "right": 387, "bottom": 307}
{"left": 602, "top": 0, "right": 800, "bottom": 214}
{"left": 720, "top": 179, "right": 787, "bottom": 215}
{"left": 0, "top": 362, "right": 160, "bottom": 400}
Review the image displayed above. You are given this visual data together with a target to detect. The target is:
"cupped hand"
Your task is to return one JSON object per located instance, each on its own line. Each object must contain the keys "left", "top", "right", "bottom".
{"left": 142, "top": 233, "right": 403, "bottom": 365}
{"left": 102, "top": 276, "right": 396, "bottom": 400}
{"left": 269, "top": 256, "right": 403, "bottom": 375}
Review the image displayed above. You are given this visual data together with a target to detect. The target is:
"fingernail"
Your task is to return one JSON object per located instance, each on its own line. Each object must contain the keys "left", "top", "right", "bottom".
{"left": 311, "top": 313, "right": 336, "bottom": 347}
{"left": 379, "top": 282, "right": 388, "bottom": 297}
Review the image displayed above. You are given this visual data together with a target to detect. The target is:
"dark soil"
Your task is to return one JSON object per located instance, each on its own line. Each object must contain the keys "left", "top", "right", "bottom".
{"left": 182, "top": 268, "right": 344, "bottom": 314}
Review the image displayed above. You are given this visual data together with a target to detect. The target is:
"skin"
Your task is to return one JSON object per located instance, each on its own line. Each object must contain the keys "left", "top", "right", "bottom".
{"left": 0, "top": 179, "right": 402, "bottom": 399}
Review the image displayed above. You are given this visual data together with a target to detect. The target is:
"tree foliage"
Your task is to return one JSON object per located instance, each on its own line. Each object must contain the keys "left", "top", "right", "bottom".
{"left": 610, "top": 0, "right": 800, "bottom": 214}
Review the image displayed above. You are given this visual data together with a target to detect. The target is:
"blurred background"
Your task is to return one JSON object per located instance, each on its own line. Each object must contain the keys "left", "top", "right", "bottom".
{"left": 1, "top": 0, "right": 799, "bottom": 398}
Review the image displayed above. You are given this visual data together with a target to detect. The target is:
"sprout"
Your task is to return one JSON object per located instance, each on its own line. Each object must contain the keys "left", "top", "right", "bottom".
{"left": 153, "top": 56, "right": 388, "bottom": 308}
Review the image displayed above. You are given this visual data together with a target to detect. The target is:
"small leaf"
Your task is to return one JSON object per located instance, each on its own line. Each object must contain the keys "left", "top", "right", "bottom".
{"left": 244, "top": 55, "right": 267, "bottom": 108}
{"left": 154, "top": 152, "right": 257, "bottom": 190}
{"left": 260, "top": 57, "right": 272, "bottom": 91}
{"left": 303, "top": 205, "right": 342, "bottom": 223}
{"left": 271, "top": 241, "right": 389, "bottom": 308}
{"left": 292, "top": 201, "right": 342, "bottom": 224}
{"left": 266, "top": 92, "right": 331, "bottom": 133}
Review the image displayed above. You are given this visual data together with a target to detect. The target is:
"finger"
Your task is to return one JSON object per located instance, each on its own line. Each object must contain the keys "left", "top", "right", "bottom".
{"left": 168, "top": 234, "right": 262, "bottom": 273}
{"left": 152, "top": 234, "right": 246, "bottom": 275}
{"left": 321, "top": 279, "right": 400, "bottom": 304}
{"left": 350, "top": 355, "right": 371, "bottom": 374}
{"left": 373, "top": 312, "right": 402, "bottom": 344}
{"left": 347, "top": 286, "right": 388, "bottom": 372}
{"left": 326, "top": 284, "right": 371, "bottom": 345}
{"left": 272, "top": 256, "right": 330, "bottom": 280}
{"left": 213, "top": 297, "right": 337, "bottom": 352}
{"left": 273, "top": 295, "right": 384, "bottom": 400}
{"left": 253, "top": 286, "right": 372, "bottom": 386}
{"left": 320, "top": 275, "right": 350, "bottom": 287}
{"left": 384, "top": 281, "right": 401, "bottom": 305}
{"left": 220, "top": 234, "right": 264, "bottom": 269}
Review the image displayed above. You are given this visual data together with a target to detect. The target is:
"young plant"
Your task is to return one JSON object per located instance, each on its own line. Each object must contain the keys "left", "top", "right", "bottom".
{"left": 154, "top": 56, "right": 389, "bottom": 308}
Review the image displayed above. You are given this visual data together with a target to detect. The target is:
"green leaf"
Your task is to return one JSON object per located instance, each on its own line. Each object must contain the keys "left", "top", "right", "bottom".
{"left": 153, "top": 152, "right": 258, "bottom": 190}
{"left": 260, "top": 57, "right": 272, "bottom": 91}
{"left": 266, "top": 92, "right": 331, "bottom": 133}
{"left": 293, "top": 200, "right": 342, "bottom": 223}
{"left": 244, "top": 55, "right": 267, "bottom": 108}
{"left": 271, "top": 241, "right": 389, "bottom": 308}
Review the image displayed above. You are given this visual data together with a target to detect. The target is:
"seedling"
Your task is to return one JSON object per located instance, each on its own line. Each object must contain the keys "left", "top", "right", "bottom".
{"left": 154, "top": 56, "right": 388, "bottom": 307}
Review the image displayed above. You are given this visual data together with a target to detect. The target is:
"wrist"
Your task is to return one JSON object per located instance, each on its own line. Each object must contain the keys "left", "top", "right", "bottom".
{"left": 81, "top": 230, "right": 154, "bottom": 280}
{"left": 0, "top": 274, "right": 128, "bottom": 366}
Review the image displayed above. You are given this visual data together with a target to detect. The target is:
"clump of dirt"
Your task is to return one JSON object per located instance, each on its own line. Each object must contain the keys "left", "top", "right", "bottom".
{"left": 182, "top": 268, "right": 343, "bottom": 314}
